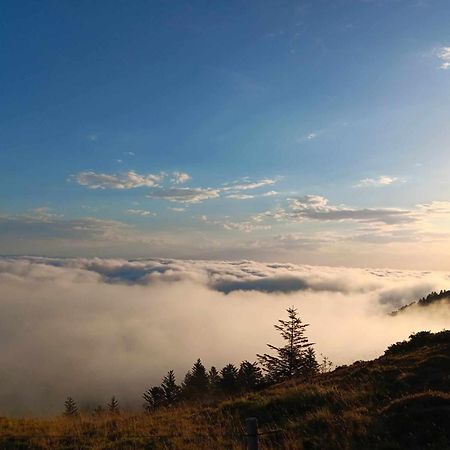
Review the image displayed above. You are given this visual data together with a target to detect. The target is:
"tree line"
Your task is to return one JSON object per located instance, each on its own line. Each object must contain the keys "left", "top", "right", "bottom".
{"left": 64, "top": 307, "right": 331, "bottom": 416}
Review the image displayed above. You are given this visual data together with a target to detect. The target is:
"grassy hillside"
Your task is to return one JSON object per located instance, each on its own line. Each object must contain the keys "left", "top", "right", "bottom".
{"left": 1, "top": 330, "right": 449, "bottom": 449}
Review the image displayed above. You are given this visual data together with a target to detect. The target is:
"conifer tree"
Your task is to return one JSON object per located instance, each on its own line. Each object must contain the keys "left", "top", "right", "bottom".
{"left": 302, "top": 347, "right": 319, "bottom": 378}
{"left": 220, "top": 363, "right": 239, "bottom": 395}
{"left": 63, "top": 396, "right": 79, "bottom": 416}
{"left": 258, "top": 306, "right": 314, "bottom": 383}
{"left": 161, "top": 370, "right": 180, "bottom": 405}
{"left": 182, "top": 359, "right": 210, "bottom": 400}
{"left": 238, "top": 361, "right": 264, "bottom": 391}
{"left": 143, "top": 386, "right": 165, "bottom": 411}
{"left": 208, "top": 366, "right": 221, "bottom": 395}
{"left": 107, "top": 396, "right": 120, "bottom": 414}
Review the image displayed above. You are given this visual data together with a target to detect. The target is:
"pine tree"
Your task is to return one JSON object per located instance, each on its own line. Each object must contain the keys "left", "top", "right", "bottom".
{"left": 238, "top": 361, "right": 264, "bottom": 392}
{"left": 302, "top": 347, "right": 319, "bottom": 378}
{"left": 220, "top": 363, "right": 239, "bottom": 395}
{"left": 63, "top": 396, "right": 79, "bottom": 416}
{"left": 107, "top": 396, "right": 120, "bottom": 414}
{"left": 161, "top": 370, "right": 180, "bottom": 405}
{"left": 208, "top": 366, "right": 221, "bottom": 396}
{"left": 257, "top": 306, "right": 314, "bottom": 383}
{"left": 143, "top": 386, "right": 165, "bottom": 411}
{"left": 182, "top": 359, "right": 210, "bottom": 400}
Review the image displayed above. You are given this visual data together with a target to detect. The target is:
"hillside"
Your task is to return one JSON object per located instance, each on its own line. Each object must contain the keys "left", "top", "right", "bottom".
{"left": 0, "top": 330, "right": 449, "bottom": 449}
{"left": 391, "top": 290, "right": 450, "bottom": 315}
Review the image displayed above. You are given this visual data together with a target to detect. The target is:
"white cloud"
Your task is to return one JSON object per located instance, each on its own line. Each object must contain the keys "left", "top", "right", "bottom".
{"left": 0, "top": 257, "right": 448, "bottom": 415}
{"left": 169, "top": 207, "right": 186, "bottom": 212}
{"left": 436, "top": 46, "right": 450, "bottom": 70}
{"left": 226, "top": 194, "right": 255, "bottom": 200}
{"left": 267, "top": 195, "right": 415, "bottom": 225}
{"left": 171, "top": 172, "right": 191, "bottom": 184}
{"left": 148, "top": 187, "right": 220, "bottom": 204}
{"left": 126, "top": 209, "right": 155, "bottom": 216}
{"left": 354, "top": 175, "right": 401, "bottom": 188}
{"left": 261, "top": 191, "right": 278, "bottom": 197}
{"left": 71, "top": 170, "right": 165, "bottom": 189}
{"left": 222, "top": 178, "right": 278, "bottom": 191}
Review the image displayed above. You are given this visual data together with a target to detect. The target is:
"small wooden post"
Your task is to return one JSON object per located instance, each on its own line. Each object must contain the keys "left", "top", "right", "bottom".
{"left": 246, "top": 417, "right": 258, "bottom": 450}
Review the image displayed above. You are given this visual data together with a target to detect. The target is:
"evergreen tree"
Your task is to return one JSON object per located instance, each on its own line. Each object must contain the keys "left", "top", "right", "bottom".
{"left": 182, "top": 359, "right": 210, "bottom": 400}
{"left": 238, "top": 361, "right": 264, "bottom": 391}
{"left": 107, "top": 396, "right": 120, "bottom": 414}
{"left": 143, "top": 386, "right": 165, "bottom": 411}
{"left": 208, "top": 366, "right": 221, "bottom": 396}
{"left": 161, "top": 370, "right": 180, "bottom": 405}
{"left": 63, "top": 396, "right": 79, "bottom": 416}
{"left": 257, "top": 306, "right": 314, "bottom": 383}
{"left": 220, "top": 363, "right": 239, "bottom": 395}
{"left": 302, "top": 347, "right": 319, "bottom": 378}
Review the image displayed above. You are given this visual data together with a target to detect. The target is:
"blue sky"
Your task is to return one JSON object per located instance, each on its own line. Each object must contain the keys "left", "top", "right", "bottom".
{"left": 2, "top": 0, "right": 450, "bottom": 268}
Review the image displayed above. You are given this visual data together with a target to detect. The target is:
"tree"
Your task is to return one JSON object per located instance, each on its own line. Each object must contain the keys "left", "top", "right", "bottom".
{"left": 161, "top": 370, "right": 180, "bottom": 405}
{"left": 302, "top": 347, "right": 319, "bottom": 378}
{"left": 63, "top": 396, "right": 79, "bottom": 416}
{"left": 220, "top": 363, "right": 239, "bottom": 395}
{"left": 238, "top": 361, "right": 264, "bottom": 391}
{"left": 208, "top": 366, "right": 221, "bottom": 396}
{"left": 107, "top": 396, "right": 120, "bottom": 414}
{"left": 143, "top": 386, "right": 165, "bottom": 411}
{"left": 182, "top": 359, "right": 210, "bottom": 400}
{"left": 257, "top": 306, "right": 314, "bottom": 383}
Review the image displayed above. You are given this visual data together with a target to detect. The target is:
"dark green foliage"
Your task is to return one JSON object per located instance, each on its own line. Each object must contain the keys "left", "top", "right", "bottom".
{"left": 238, "top": 361, "right": 263, "bottom": 392}
{"left": 390, "top": 290, "right": 450, "bottom": 315}
{"left": 182, "top": 359, "right": 210, "bottom": 400}
{"left": 385, "top": 330, "right": 450, "bottom": 356}
{"left": 208, "top": 366, "right": 221, "bottom": 395}
{"left": 220, "top": 364, "right": 239, "bottom": 395}
{"left": 143, "top": 386, "right": 165, "bottom": 411}
{"left": 107, "top": 396, "right": 120, "bottom": 413}
{"left": 161, "top": 370, "right": 180, "bottom": 405}
{"left": 303, "top": 347, "right": 320, "bottom": 378}
{"left": 258, "top": 306, "right": 315, "bottom": 382}
{"left": 63, "top": 396, "right": 79, "bottom": 416}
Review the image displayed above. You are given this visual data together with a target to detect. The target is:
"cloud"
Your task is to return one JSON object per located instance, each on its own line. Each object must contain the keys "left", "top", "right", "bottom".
{"left": 222, "top": 178, "right": 278, "bottom": 192}
{"left": 354, "top": 175, "right": 402, "bottom": 188}
{"left": 148, "top": 187, "right": 220, "bottom": 204}
{"left": 171, "top": 172, "right": 191, "bottom": 184}
{"left": 270, "top": 195, "right": 414, "bottom": 225}
{"left": 226, "top": 194, "right": 255, "bottom": 200}
{"left": 125, "top": 209, "right": 155, "bottom": 216}
{"left": 436, "top": 46, "right": 450, "bottom": 70}
{"left": 0, "top": 257, "right": 448, "bottom": 415}
{"left": 71, "top": 171, "right": 165, "bottom": 189}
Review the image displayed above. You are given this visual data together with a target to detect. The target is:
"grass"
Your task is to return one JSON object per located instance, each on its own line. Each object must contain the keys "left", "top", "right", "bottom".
{"left": 1, "top": 330, "right": 449, "bottom": 449}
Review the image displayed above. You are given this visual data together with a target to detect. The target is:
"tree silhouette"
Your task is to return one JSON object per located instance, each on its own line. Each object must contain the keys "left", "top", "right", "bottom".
{"left": 238, "top": 361, "right": 264, "bottom": 391}
{"left": 107, "top": 396, "right": 120, "bottom": 414}
{"left": 208, "top": 366, "right": 221, "bottom": 395}
{"left": 63, "top": 396, "right": 79, "bottom": 416}
{"left": 258, "top": 306, "right": 314, "bottom": 382}
{"left": 220, "top": 363, "right": 239, "bottom": 395}
{"left": 182, "top": 359, "right": 210, "bottom": 400}
{"left": 161, "top": 370, "right": 180, "bottom": 405}
{"left": 143, "top": 386, "right": 165, "bottom": 411}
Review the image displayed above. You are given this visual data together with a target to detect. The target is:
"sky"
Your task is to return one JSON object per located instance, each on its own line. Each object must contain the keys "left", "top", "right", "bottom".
{"left": 2, "top": 0, "right": 450, "bottom": 269}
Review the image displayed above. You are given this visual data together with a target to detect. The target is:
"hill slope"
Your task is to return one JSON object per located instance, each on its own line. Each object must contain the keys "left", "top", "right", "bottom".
{"left": 0, "top": 330, "right": 449, "bottom": 449}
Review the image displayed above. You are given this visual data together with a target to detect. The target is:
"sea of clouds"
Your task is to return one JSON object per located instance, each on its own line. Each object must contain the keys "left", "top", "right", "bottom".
{"left": 1, "top": 256, "right": 449, "bottom": 416}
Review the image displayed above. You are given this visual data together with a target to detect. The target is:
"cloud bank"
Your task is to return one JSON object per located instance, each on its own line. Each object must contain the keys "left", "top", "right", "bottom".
{"left": 0, "top": 257, "right": 449, "bottom": 416}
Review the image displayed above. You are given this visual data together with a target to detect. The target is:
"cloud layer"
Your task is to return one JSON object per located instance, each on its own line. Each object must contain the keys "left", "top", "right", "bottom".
{"left": 0, "top": 257, "right": 448, "bottom": 416}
